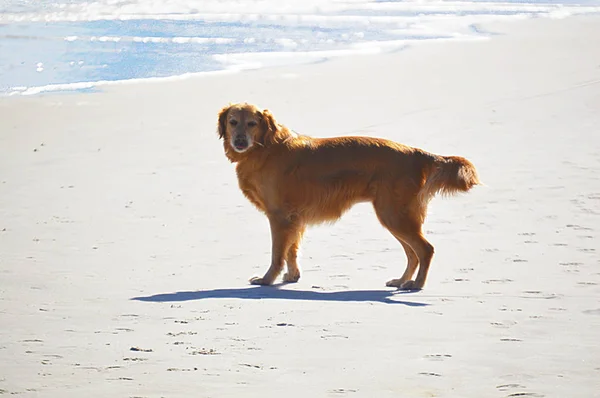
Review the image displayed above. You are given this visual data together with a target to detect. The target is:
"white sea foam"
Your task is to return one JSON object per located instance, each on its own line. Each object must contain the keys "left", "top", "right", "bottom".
{"left": 10, "top": 69, "right": 242, "bottom": 96}
{"left": 0, "top": 0, "right": 600, "bottom": 22}
{"left": 1, "top": 1, "right": 599, "bottom": 23}
{"left": 8, "top": 34, "right": 491, "bottom": 96}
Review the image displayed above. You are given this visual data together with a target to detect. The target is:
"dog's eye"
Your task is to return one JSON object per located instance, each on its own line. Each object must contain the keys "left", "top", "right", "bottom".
{"left": 248, "top": 121, "right": 257, "bottom": 127}
{"left": 229, "top": 119, "right": 238, "bottom": 126}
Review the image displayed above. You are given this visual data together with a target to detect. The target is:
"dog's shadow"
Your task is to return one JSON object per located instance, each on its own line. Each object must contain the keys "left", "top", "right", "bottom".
{"left": 131, "top": 286, "right": 428, "bottom": 306}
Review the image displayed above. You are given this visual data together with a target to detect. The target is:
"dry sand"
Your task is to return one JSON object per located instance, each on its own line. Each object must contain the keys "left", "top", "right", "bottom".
{"left": 1, "top": 15, "right": 599, "bottom": 398}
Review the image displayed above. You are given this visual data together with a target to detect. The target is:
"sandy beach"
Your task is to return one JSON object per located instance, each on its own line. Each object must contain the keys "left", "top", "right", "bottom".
{"left": 1, "top": 15, "right": 599, "bottom": 398}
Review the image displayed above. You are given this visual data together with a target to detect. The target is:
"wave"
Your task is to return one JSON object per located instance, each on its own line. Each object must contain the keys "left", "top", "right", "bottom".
{"left": 2, "top": 1, "right": 600, "bottom": 23}
{"left": 7, "top": 35, "right": 490, "bottom": 96}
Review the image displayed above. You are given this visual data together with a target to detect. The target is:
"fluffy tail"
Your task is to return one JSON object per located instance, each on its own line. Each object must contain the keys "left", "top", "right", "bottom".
{"left": 418, "top": 155, "right": 481, "bottom": 205}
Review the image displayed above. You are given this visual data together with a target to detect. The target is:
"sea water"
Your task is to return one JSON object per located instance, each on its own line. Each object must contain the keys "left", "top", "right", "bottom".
{"left": 1, "top": 0, "right": 599, "bottom": 95}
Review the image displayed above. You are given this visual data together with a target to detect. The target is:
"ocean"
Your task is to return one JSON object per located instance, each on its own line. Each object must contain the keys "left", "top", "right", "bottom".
{"left": 1, "top": 0, "right": 599, "bottom": 95}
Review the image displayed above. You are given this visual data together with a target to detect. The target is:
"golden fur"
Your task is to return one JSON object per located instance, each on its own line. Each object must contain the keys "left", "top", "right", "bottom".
{"left": 217, "top": 103, "right": 480, "bottom": 290}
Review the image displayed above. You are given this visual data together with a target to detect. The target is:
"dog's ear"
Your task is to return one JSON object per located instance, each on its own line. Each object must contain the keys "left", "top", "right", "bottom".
{"left": 217, "top": 105, "right": 230, "bottom": 139}
{"left": 260, "top": 109, "right": 278, "bottom": 144}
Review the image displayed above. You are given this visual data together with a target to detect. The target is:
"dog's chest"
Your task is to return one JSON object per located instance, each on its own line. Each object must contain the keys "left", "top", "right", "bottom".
{"left": 236, "top": 170, "right": 267, "bottom": 211}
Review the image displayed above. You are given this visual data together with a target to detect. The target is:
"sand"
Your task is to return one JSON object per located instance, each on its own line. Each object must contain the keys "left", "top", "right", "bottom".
{"left": 1, "top": 15, "right": 599, "bottom": 398}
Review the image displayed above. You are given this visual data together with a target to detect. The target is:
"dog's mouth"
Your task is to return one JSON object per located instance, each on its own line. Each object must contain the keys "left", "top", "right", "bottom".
{"left": 232, "top": 137, "right": 250, "bottom": 152}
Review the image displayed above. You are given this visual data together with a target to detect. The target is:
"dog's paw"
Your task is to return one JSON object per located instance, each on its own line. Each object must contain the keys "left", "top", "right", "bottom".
{"left": 399, "top": 280, "right": 423, "bottom": 291}
{"left": 385, "top": 278, "right": 404, "bottom": 288}
{"left": 249, "top": 276, "right": 272, "bottom": 286}
{"left": 282, "top": 272, "right": 300, "bottom": 283}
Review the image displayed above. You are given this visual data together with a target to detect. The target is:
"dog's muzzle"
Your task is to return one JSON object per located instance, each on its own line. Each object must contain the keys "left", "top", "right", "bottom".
{"left": 232, "top": 136, "right": 250, "bottom": 152}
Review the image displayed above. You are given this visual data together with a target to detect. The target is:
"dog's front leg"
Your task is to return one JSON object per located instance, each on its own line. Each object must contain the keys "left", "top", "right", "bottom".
{"left": 250, "top": 214, "right": 300, "bottom": 286}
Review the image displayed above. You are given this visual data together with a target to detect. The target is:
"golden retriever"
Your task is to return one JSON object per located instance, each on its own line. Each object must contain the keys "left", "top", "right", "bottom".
{"left": 217, "top": 103, "right": 480, "bottom": 290}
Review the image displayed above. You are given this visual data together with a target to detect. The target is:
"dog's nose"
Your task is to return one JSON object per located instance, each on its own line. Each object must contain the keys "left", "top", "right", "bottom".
{"left": 234, "top": 136, "right": 248, "bottom": 149}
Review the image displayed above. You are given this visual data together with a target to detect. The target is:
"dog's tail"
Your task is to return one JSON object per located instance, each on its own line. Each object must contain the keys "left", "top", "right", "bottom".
{"left": 418, "top": 154, "right": 481, "bottom": 205}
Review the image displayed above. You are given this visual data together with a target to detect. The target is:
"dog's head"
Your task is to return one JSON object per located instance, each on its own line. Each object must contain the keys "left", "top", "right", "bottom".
{"left": 217, "top": 103, "right": 278, "bottom": 160}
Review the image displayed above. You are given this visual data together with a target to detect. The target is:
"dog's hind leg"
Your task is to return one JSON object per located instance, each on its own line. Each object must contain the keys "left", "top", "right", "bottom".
{"left": 396, "top": 233, "right": 434, "bottom": 290}
{"left": 373, "top": 199, "right": 434, "bottom": 290}
{"left": 283, "top": 225, "right": 306, "bottom": 283}
{"left": 385, "top": 240, "right": 419, "bottom": 288}
{"left": 250, "top": 215, "right": 303, "bottom": 286}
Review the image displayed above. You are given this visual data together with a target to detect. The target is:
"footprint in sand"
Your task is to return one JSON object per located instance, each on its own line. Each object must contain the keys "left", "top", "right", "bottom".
{"left": 519, "top": 232, "right": 538, "bottom": 244}
{"left": 490, "top": 321, "right": 517, "bottom": 329}
{"left": 167, "top": 367, "right": 198, "bottom": 372}
{"left": 123, "top": 357, "right": 147, "bottom": 362}
{"left": 483, "top": 278, "right": 513, "bottom": 284}
{"left": 583, "top": 308, "right": 600, "bottom": 315}
{"left": 577, "top": 234, "right": 594, "bottom": 239}
{"left": 188, "top": 348, "right": 219, "bottom": 356}
{"left": 239, "top": 363, "right": 277, "bottom": 370}
{"left": 497, "top": 383, "right": 545, "bottom": 397}
{"left": 166, "top": 331, "right": 197, "bottom": 337}
{"left": 424, "top": 354, "right": 452, "bottom": 361}
{"left": 330, "top": 274, "right": 350, "bottom": 279}
{"left": 130, "top": 347, "right": 153, "bottom": 352}
{"left": 497, "top": 384, "right": 526, "bottom": 391}
{"left": 499, "top": 306, "right": 522, "bottom": 313}
{"left": 566, "top": 224, "right": 593, "bottom": 231}
{"left": 320, "top": 334, "right": 349, "bottom": 340}
{"left": 114, "top": 328, "right": 134, "bottom": 333}
{"left": 453, "top": 278, "right": 469, "bottom": 282}
{"left": 419, "top": 372, "right": 442, "bottom": 377}
{"left": 520, "top": 291, "right": 560, "bottom": 300}
{"left": 441, "top": 277, "right": 469, "bottom": 284}
{"left": 560, "top": 262, "right": 582, "bottom": 273}
{"left": 578, "top": 247, "right": 596, "bottom": 253}
{"left": 329, "top": 388, "right": 358, "bottom": 394}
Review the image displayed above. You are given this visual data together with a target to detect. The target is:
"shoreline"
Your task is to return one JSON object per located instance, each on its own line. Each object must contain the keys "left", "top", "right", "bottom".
{"left": 4, "top": 35, "right": 487, "bottom": 97}
{"left": 1, "top": 12, "right": 597, "bottom": 98}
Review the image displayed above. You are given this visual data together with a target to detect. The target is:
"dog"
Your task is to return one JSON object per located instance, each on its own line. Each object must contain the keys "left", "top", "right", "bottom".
{"left": 217, "top": 103, "right": 480, "bottom": 290}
